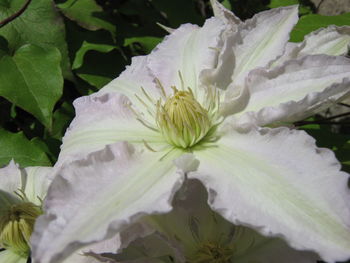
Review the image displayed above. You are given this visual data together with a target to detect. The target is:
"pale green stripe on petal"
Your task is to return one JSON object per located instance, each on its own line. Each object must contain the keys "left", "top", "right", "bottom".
{"left": 23, "top": 166, "right": 52, "bottom": 206}
{"left": 32, "top": 142, "right": 184, "bottom": 263}
{"left": 232, "top": 6, "right": 299, "bottom": 85}
{"left": 190, "top": 128, "right": 350, "bottom": 262}
{"left": 148, "top": 17, "right": 225, "bottom": 98}
{"left": 58, "top": 92, "right": 165, "bottom": 167}
{"left": 0, "top": 250, "right": 27, "bottom": 263}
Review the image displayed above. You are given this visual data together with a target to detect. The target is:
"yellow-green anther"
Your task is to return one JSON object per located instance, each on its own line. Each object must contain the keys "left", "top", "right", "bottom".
{"left": 156, "top": 87, "right": 211, "bottom": 148}
{"left": 0, "top": 202, "right": 42, "bottom": 256}
{"left": 188, "top": 241, "right": 234, "bottom": 263}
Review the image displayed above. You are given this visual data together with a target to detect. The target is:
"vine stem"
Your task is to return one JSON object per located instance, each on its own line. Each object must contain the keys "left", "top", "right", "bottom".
{"left": 0, "top": 0, "right": 32, "bottom": 28}
{"left": 295, "top": 111, "right": 350, "bottom": 126}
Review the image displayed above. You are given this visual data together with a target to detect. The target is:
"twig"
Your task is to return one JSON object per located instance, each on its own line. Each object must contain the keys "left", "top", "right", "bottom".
{"left": 296, "top": 121, "right": 350, "bottom": 126}
{"left": 0, "top": 0, "right": 32, "bottom": 28}
{"left": 316, "top": 0, "right": 325, "bottom": 13}
{"left": 321, "top": 111, "right": 350, "bottom": 121}
{"left": 338, "top": 103, "right": 350, "bottom": 108}
{"left": 295, "top": 111, "right": 350, "bottom": 126}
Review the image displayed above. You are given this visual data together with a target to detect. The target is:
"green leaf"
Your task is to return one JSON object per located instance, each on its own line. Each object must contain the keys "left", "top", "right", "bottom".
{"left": 74, "top": 47, "right": 126, "bottom": 89}
{"left": 51, "top": 102, "right": 74, "bottom": 140}
{"left": 0, "top": 129, "right": 51, "bottom": 167}
{"left": 268, "top": 0, "right": 313, "bottom": 15}
{"left": 72, "top": 41, "right": 116, "bottom": 69}
{"left": 290, "top": 13, "right": 350, "bottom": 42}
{"left": 0, "top": 44, "right": 63, "bottom": 128}
{"left": 0, "top": 0, "right": 71, "bottom": 78}
{"left": 124, "top": 36, "right": 162, "bottom": 54}
{"left": 220, "top": 0, "right": 232, "bottom": 10}
{"left": 57, "top": 0, "right": 115, "bottom": 36}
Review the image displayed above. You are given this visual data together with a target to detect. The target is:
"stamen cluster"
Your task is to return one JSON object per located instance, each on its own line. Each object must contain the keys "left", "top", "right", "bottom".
{"left": 156, "top": 87, "right": 211, "bottom": 148}
{"left": 189, "top": 241, "right": 234, "bottom": 263}
{"left": 0, "top": 202, "right": 42, "bottom": 256}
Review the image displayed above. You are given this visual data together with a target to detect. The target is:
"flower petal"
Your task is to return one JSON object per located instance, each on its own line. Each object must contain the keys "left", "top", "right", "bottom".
{"left": 231, "top": 6, "right": 299, "bottom": 85}
{"left": 23, "top": 166, "right": 52, "bottom": 205}
{"left": 57, "top": 92, "right": 164, "bottom": 167}
{"left": 234, "top": 55, "right": 350, "bottom": 129}
{"left": 0, "top": 250, "right": 27, "bottom": 263}
{"left": 210, "top": 0, "right": 241, "bottom": 27}
{"left": 0, "top": 160, "right": 22, "bottom": 194}
{"left": 62, "top": 234, "right": 121, "bottom": 263}
{"left": 97, "top": 55, "right": 160, "bottom": 108}
{"left": 190, "top": 128, "right": 350, "bottom": 262}
{"left": 148, "top": 17, "right": 225, "bottom": 98}
{"left": 31, "top": 142, "right": 184, "bottom": 263}
{"left": 117, "top": 179, "right": 318, "bottom": 263}
{"left": 273, "top": 26, "right": 350, "bottom": 67}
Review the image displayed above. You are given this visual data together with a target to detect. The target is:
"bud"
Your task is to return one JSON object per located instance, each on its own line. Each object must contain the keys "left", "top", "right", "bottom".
{"left": 0, "top": 202, "right": 42, "bottom": 256}
{"left": 156, "top": 87, "right": 211, "bottom": 148}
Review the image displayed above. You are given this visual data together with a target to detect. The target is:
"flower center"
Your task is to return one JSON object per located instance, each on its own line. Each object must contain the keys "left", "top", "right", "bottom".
{"left": 189, "top": 241, "right": 234, "bottom": 263}
{"left": 0, "top": 202, "right": 42, "bottom": 256}
{"left": 156, "top": 87, "right": 211, "bottom": 148}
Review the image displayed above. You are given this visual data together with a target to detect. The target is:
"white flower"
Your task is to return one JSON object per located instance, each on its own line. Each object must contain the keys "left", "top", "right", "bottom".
{"left": 114, "top": 180, "right": 319, "bottom": 263}
{"left": 32, "top": 1, "right": 350, "bottom": 263}
{"left": 0, "top": 161, "right": 120, "bottom": 263}
{"left": 0, "top": 161, "right": 51, "bottom": 263}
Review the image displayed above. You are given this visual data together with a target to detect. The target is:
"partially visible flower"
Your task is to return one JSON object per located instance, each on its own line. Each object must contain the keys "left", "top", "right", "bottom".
{"left": 0, "top": 161, "right": 51, "bottom": 263}
{"left": 113, "top": 180, "right": 319, "bottom": 263}
{"left": 0, "top": 161, "right": 120, "bottom": 263}
{"left": 32, "top": 1, "right": 350, "bottom": 263}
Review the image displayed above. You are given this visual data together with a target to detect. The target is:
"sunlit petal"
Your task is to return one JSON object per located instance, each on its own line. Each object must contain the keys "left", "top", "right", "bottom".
{"left": 32, "top": 142, "right": 184, "bottom": 263}
{"left": 190, "top": 127, "right": 350, "bottom": 262}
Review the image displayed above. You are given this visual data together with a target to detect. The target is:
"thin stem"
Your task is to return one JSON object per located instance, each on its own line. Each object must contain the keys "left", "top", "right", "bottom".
{"left": 338, "top": 103, "right": 350, "bottom": 108}
{"left": 316, "top": 0, "right": 325, "bottom": 13}
{"left": 322, "top": 111, "right": 350, "bottom": 121}
{"left": 295, "top": 111, "right": 350, "bottom": 126}
{"left": 296, "top": 121, "right": 350, "bottom": 126}
{"left": 0, "top": 0, "right": 32, "bottom": 28}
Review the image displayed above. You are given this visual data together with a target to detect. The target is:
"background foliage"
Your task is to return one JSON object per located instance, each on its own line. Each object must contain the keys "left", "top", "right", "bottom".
{"left": 0, "top": 0, "right": 350, "bottom": 262}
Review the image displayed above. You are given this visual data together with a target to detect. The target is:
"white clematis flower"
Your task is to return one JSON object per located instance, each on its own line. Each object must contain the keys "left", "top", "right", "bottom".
{"left": 0, "top": 161, "right": 51, "bottom": 263}
{"left": 113, "top": 179, "right": 319, "bottom": 263}
{"left": 32, "top": 1, "right": 350, "bottom": 263}
{"left": 0, "top": 161, "right": 121, "bottom": 263}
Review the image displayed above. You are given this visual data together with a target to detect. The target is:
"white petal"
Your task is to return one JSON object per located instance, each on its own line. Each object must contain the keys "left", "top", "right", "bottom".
{"left": 0, "top": 250, "right": 27, "bottom": 263}
{"left": 234, "top": 55, "right": 350, "bottom": 129}
{"left": 0, "top": 160, "right": 22, "bottom": 194}
{"left": 98, "top": 56, "right": 161, "bottom": 108}
{"left": 210, "top": 0, "right": 241, "bottom": 27}
{"left": 273, "top": 26, "right": 350, "bottom": 67}
{"left": 57, "top": 92, "right": 164, "bottom": 167}
{"left": 31, "top": 142, "right": 184, "bottom": 263}
{"left": 23, "top": 166, "right": 52, "bottom": 205}
{"left": 148, "top": 17, "right": 225, "bottom": 98}
{"left": 232, "top": 6, "right": 299, "bottom": 85}
{"left": 62, "top": 234, "right": 121, "bottom": 263}
{"left": 190, "top": 128, "right": 350, "bottom": 262}
{"left": 123, "top": 179, "right": 317, "bottom": 263}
